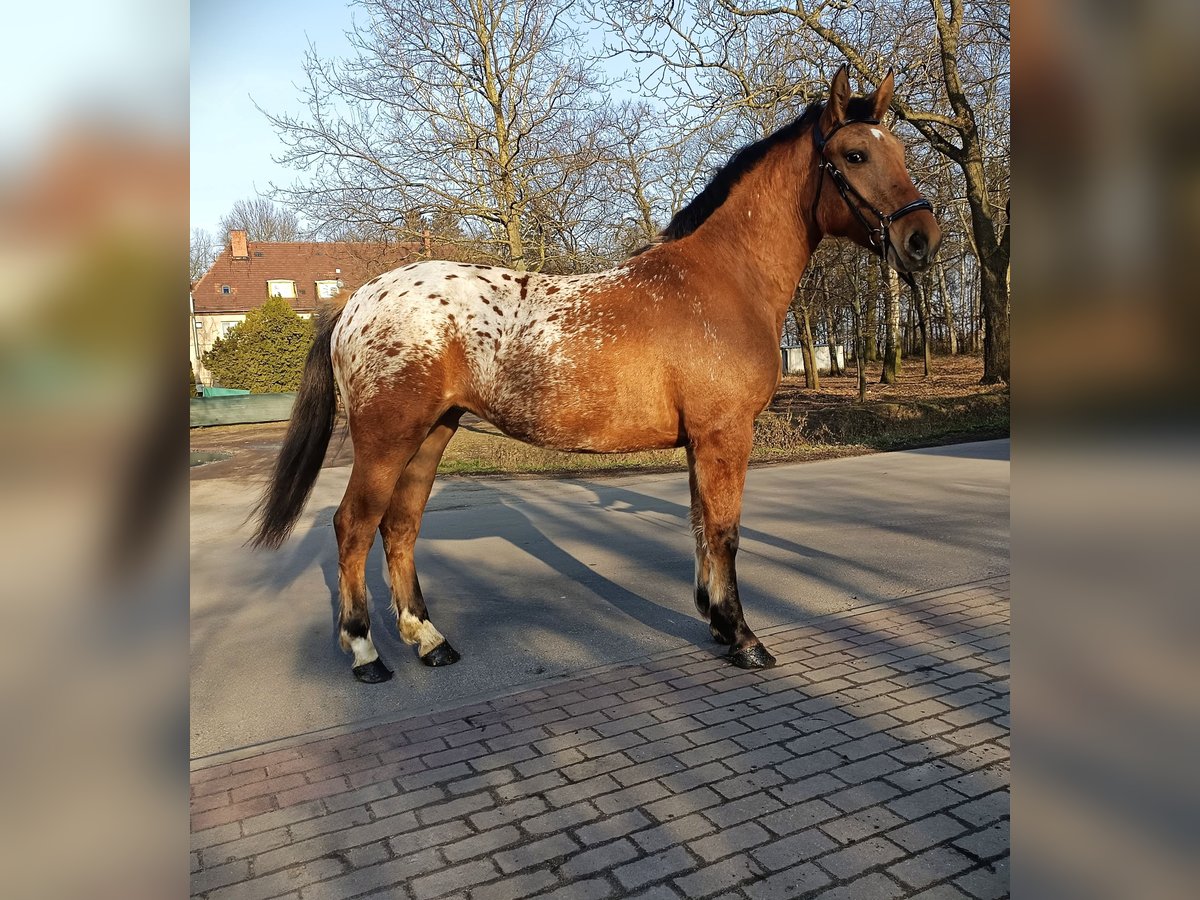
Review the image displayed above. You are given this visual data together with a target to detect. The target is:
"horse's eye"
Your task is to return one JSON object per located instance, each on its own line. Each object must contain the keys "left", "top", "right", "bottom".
{"left": 846, "top": 151, "right": 867, "bottom": 164}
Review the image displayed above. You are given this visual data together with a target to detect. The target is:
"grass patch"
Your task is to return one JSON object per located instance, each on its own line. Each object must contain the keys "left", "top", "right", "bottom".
{"left": 752, "top": 392, "right": 1009, "bottom": 458}
{"left": 438, "top": 423, "right": 688, "bottom": 476}
{"left": 190, "top": 354, "right": 1009, "bottom": 481}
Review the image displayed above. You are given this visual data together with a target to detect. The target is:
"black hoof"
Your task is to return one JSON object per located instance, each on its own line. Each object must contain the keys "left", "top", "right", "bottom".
{"left": 352, "top": 658, "right": 393, "bottom": 684}
{"left": 710, "top": 625, "right": 732, "bottom": 645}
{"left": 729, "top": 643, "right": 777, "bottom": 669}
{"left": 421, "top": 641, "right": 461, "bottom": 667}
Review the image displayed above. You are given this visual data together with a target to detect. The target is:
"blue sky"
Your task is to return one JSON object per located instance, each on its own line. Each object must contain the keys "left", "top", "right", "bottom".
{"left": 191, "top": 1, "right": 641, "bottom": 239}
{"left": 2, "top": 1, "right": 186, "bottom": 168}
{"left": 191, "top": 0, "right": 356, "bottom": 236}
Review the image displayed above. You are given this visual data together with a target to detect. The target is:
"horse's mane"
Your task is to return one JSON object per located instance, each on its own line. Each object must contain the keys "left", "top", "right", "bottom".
{"left": 659, "top": 96, "right": 877, "bottom": 243}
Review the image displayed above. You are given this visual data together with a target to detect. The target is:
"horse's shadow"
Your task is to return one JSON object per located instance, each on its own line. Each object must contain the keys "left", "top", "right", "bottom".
{"left": 273, "top": 477, "right": 713, "bottom": 671}
{"left": 579, "top": 479, "right": 841, "bottom": 564}
{"left": 258, "top": 465, "right": 962, "bottom": 677}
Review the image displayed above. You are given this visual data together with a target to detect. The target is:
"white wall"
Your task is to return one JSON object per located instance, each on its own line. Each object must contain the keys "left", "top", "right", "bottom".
{"left": 780, "top": 345, "right": 845, "bottom": 375}
{"left": 190, "top": 313, "right": 246, "bottom": 386}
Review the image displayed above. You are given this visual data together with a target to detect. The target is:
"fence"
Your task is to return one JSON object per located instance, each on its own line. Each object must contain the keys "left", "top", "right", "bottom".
{"left": 190, "top": 392, "right": 297, "bottom": 427}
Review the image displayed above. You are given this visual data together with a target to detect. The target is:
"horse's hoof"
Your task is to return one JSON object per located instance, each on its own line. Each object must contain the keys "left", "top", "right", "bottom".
{"left": 352, "top": 658, "right": 393, "bottom": 683}
{"left": 710, "top": 625, "right": 732, "bottom": 645}
{"left": 729, "top": 643, "right": 776, "bottom": 669}
{"left": 421, "top": 641, "right": 461, "bottom": 667}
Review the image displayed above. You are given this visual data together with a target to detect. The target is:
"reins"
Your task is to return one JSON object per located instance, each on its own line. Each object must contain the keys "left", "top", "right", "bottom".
{"left": 810, "top": 118, "right": 934, "bottom": 290}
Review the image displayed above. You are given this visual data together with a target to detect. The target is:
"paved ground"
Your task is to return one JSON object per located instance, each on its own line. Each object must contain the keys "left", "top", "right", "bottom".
{"left": 191, "top": 441, "right": 1008, "bottom": 757}
{"left": 191, "top": 575, "right": 1010, "bottom": 899}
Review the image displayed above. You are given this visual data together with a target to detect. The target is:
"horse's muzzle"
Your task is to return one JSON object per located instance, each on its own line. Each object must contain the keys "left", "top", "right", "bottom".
{"left": 896, "top": 220, "right": 941, "bottom": 273}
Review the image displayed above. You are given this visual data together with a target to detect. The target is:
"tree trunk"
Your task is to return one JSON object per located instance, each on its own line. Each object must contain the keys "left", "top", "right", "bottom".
{"left": 915, "top": 276, "right": 932, "bottom": 377}
{"left": 962, "top": 155, "right": 1009, "bottom": 382}
{"left": 849, "top": 293, "right": 867, "bottom": 403}
{"left": 864, "top": 264, "right": 879, "bottom": 361}
{"left": 825, "top": 310, "right": 843, "bottom": 375}
{"left": 979, "top": 258, "right": 1010, "bottom": 384}
{"left": 937, "top": 262, "right": 958, "bottom": 354}
{"left": 795, "top": 304, "right": 819, "bottom": 390}
{"left": 961, "top": 254, "right": 979, "bottom": 353}
{"left": 881, "top": 262, "right": 901, "bottom": 384}
{"left": 504, "top": 215, "right": 527, "bottom": 271}
{"left": 906, "top": 293, "right": 916, "bottom": 356}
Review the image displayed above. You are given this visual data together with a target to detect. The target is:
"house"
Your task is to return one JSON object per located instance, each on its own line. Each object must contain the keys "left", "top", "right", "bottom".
{"left": 190, "top": 230, "right": 442, "bottom": 385}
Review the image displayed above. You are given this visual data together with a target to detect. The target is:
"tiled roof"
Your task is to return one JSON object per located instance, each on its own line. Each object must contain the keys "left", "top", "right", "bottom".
{"left": 191, "top": 240, "right": 436, "bottom": 313}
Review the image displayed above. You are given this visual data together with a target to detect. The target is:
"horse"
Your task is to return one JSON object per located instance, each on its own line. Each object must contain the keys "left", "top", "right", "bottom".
{"left": 250, "top": 66, "right": 941, "bottom": 684}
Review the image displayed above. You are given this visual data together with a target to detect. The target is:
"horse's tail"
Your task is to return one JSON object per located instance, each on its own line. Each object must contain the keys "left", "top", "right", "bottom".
{"left": 249, "top": 306, "right": 343, "bottom": 550}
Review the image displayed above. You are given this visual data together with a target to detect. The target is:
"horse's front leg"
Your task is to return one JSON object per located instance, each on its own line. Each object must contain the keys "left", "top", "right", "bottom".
{"left": 687, "top": 447, "right": 715, "bottom": 629}
{"left": 688, "top": 424, "right": 776, "bottom": 669}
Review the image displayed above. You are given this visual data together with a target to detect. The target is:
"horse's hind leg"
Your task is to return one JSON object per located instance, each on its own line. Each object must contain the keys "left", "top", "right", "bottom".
{"left": 335, "top": 401, "right": 450, "bottom": 684}
{"left": 688, "top": 424, "right": 776, "bottom": 669}
{"left": 334, "top": 444, "right": 412, "bottom": 684}
{"left": 380, "top": 411, "right": 462, "bottom": 667}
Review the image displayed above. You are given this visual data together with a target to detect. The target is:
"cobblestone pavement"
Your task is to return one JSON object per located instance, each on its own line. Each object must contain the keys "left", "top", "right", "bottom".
{"left": 191, "top": 576, "right": 1010, "bottom": 900}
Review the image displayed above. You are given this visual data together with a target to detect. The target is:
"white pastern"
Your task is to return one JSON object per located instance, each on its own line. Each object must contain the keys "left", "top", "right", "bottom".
{"left": 705, "top": 565, "right": 728, "bottom": 610}
{"left": 345, "top": 631, "right": 380, "bottom": 667}
{"left": 399, "top": 609, "right": 447, "bottom": 657}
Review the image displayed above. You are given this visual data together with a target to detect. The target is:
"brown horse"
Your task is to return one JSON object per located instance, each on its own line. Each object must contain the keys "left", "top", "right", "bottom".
{"left": 251, "top": 66, "right": 940, "bottom": 683}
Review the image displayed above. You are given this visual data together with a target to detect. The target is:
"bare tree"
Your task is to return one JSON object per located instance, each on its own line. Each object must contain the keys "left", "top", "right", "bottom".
{"left": 915, "top": 272, "right": 933, "bottom": 376}
{"left": 936, "top": 261, "right": 958, "bottom": 354}
{"left": 218, "top": 197, "right": 300, "bottom": 242}
{"left": 789, "top": 289, "right": 820, "bottom": 390}
{"left": 190, "top": 227, "right": 217, "bottom": 283}
{"left": 597, "top": 1, "right": 841, "bottom": 140}
{"left": 847, "top": 275, "right": 869, "bottom": 402}
{"left": 519, "top": 108, "right": 630, "bottom": 272}
{"left": 726, "top": 0, "right": 1009, "bottom": 382}
{"left": 603, "top": 0, "right": 1009, "bottom": 383}
{"left": 605, "top": 101, "right": 718, "bottom": 253}
{"left": 264, "top": 0, "right": 614, "bottom": 271}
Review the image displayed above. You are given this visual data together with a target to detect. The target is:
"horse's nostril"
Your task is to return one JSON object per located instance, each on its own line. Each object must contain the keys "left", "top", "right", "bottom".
{"left": 906, "top": 231, "right": 928, "bottom": 258}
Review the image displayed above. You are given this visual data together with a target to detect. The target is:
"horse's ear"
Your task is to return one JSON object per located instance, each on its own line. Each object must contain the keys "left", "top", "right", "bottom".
{"left": 822, "top": 65, "right": 851, "bottom": 130}
{"left": 869, "top": 69, "right": 895, "bottom": 121}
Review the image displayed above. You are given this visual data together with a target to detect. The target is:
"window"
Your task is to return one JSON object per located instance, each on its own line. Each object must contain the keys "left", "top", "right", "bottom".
{"left": 220, "top": 320, "right": 239, "bottom": 336}
{"left": 267, "top": 279, "right": 296, "bottom": 299}
{"left": 315, "top": 280, "right": 341, "bottom": 299}
{"left": 220, "top": 284, "right": 231, "bottom": 295}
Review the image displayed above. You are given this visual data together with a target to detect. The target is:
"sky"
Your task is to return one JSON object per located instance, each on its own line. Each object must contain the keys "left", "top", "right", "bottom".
{"left": 1, "top": 1, "right": 186, "bottom": 167}
{"left": 191, "top": 0, "right": 356, "bottom": 237}
{"left": 191, "top": 1, "right": 639, "bottom": 241}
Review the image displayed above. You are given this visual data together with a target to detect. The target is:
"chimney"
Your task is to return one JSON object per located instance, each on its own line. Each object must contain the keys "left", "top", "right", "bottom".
{"left": 230, "top": 229, "right": 249, "bottom": 259}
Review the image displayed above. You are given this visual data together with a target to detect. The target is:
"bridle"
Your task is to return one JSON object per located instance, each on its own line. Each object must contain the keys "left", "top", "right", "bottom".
{"left": 810, "top": 118, "right": 934, "bottom": 289}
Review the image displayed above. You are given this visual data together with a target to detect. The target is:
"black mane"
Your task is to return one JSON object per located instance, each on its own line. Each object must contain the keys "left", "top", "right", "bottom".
{"left": 660, "top": 96, "right": 877, "bottom": 242}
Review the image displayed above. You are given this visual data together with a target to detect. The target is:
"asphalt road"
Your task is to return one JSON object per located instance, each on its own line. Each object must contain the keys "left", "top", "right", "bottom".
{"left": 190, "top": 440, "right": 1009, "bottom": 759}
